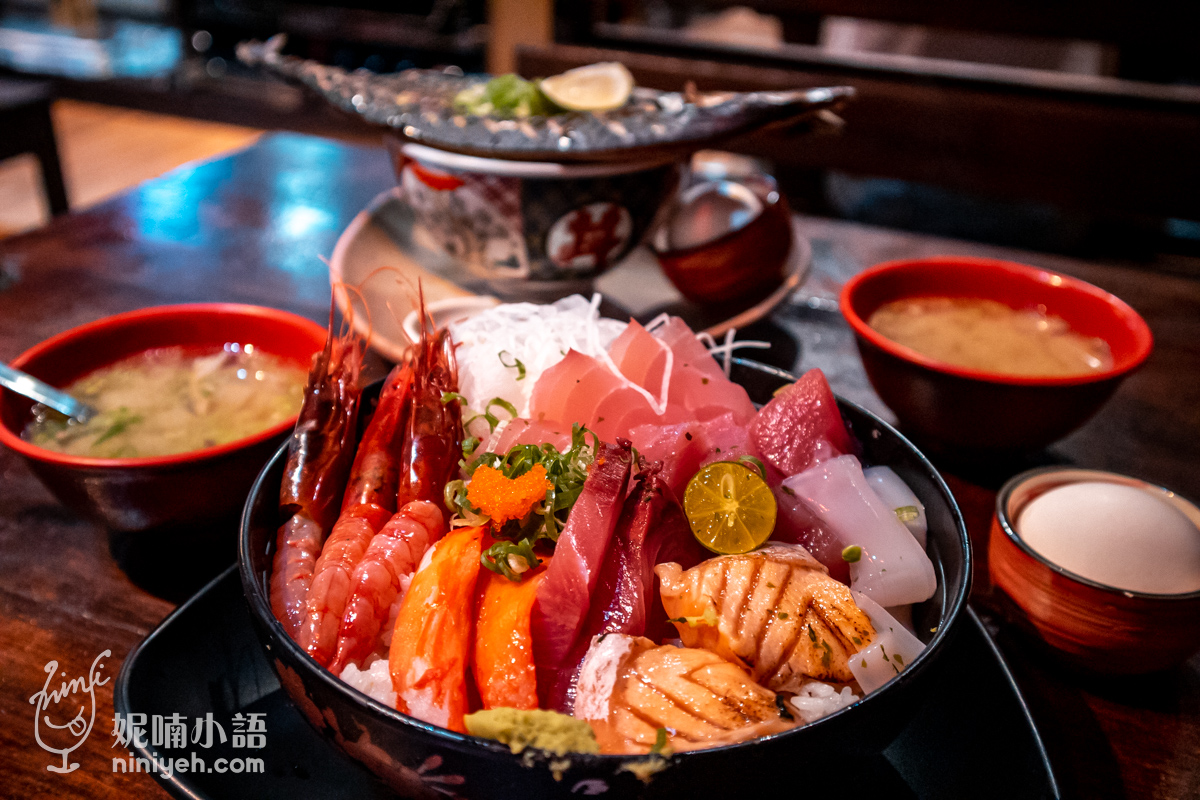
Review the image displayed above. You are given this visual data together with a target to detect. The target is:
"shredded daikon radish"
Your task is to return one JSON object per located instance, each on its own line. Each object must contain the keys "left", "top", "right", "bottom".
{"left": 449, "top": 295, "right": 627, "bottom": 438}
{"left": 697, "top": 330, "right": 771, "bottom": 377}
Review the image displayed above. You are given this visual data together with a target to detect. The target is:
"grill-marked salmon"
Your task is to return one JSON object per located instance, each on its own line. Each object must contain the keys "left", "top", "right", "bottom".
{"left": 573, "top": 634, "right": 793, "bottom": 755}
{"left": 655, "top": 543, "right": 874, "bottom": 690}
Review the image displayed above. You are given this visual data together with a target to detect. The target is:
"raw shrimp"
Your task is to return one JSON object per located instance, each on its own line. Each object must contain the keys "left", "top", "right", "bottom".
{"left": 396, "top": 318, "right": 462, "bottom": 508}
{"left": 270, "top": 316, "right": 364, "bottom": 638}
{"left": 329, "top": 500, "right": 446, "bottom": 673}
{"left": 389, "top": 525, "right": 486, "bottom": 733}
{"left": 298, "top": 363, "right": 412, "bottom": 666}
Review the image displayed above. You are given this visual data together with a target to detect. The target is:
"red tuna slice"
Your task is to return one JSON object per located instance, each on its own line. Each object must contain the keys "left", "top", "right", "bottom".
{"left": 545, "top": 464, "right": 676, "bottom": 709}
{"left": 609, "top": 319, "right": 671, "bottom": 398}
{"left": 668, "top": 363, "right": 757, "bottom": 425}
{"left": 652, "top": 316, "right": 724, "bottom": 378}
{"left": 626, "top": 419, "right": 708, "bottom": 499}
{"left": 529, "top": 350, "right": 622, "bottom": 428}
{"left": 773, "top": 486, "right": 851, "bottom": 584}
{"left": 531, "top": 440, "right": 633, "bottom": 710}
{"left": 695, "top": 411, "right": 752, "bottom": 467}
{"left": 489, "top": 418, "right": 573, "bottom": 456}
{"left": 748, "top": 368, "right": 857, "bottom": 477}
{"left": 642, "top": 501, "right": 709, "bottom": 643}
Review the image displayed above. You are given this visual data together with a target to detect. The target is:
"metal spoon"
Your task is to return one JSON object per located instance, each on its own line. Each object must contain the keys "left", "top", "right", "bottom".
{"left": 0, "top": 363, "right": 97, "bottom": 422}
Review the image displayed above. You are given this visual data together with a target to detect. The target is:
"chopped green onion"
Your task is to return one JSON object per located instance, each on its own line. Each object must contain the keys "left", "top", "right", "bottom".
{"left": 498, "top": 350, "right": 527, "bottom": 380}
{"left": 842, "top": 545, "right": 862, "bottom": 563}
{"left": 894, "top": 505, "right": 920, "bottom": 523}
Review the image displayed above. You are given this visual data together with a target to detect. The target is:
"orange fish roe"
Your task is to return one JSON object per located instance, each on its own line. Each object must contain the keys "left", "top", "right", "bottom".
{"left": 467, "top": 464, "right": 551, "bottom": 527}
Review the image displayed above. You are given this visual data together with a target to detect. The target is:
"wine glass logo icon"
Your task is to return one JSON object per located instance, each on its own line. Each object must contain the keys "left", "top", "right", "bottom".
{"left": 29, "top": 650, "right": 111, "bottom": 774}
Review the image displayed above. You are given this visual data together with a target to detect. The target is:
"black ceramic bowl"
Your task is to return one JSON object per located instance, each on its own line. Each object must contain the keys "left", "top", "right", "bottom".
{"left": 239, "top": 359, "right": 970, "bottom": 799}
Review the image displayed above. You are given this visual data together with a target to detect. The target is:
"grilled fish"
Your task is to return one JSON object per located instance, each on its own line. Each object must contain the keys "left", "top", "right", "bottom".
{"left": 574, "top": 634, "right": 793, "bottom": 755}
{"left": 655, "top": 543, "right": 874, "bottom": 690}
{"left": 237, "top": 35, "right": 854, "bottom": 163}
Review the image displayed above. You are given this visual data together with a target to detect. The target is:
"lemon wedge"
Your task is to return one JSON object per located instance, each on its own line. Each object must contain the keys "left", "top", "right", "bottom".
{"left": 683, "top": 461, "right": 777, "bottom": 555}
{"left": 539, "top": 62, "right": 634, "bottom": 112}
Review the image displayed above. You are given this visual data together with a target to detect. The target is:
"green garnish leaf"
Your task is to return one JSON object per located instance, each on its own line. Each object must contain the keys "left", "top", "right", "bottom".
{"left": 667, "top": 605, "right": 719, "bottom": 628}
{"left": 441, "top": 391, "right": 468, "bottom": 405}
{"left": 481, "top": 536, "right": 543, "bottom": 582}
{"left": 93, "top": 407, "right": 143, "bottom": 446}
{"left": 842, "top": 545, "right": 862, "bottom": 563}
{"left": 894, "top": 505, "right": 920, "bottom": 523}
{"left": 649, "top": 727, "right": 668, "bottom": 756}
{"left": 777, "top": 611, "right": 789, "bottom": 620}
{"left": 736, "top": 455, "right": 767, "bottom": 480}
{"left": 807, "top": 625, "right": 817, "bottom": 643}
{"left": 498, "top": 350, "right": 527, "bottom": 380}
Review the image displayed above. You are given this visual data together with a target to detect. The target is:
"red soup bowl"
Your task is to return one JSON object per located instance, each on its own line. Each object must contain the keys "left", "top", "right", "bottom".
{"left": 0, "top": 304, "right": 327, "bottom": 532}
{"left": 989, "top": 467, "right": 1200, "bottom": 673}
{"left": 839, "top": 256, "right": 1153, "bottom": 454}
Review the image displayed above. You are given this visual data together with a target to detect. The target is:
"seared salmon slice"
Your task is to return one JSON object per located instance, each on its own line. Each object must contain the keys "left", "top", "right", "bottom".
{"left": 574, "top": 634, "right": 793, "bottom": 754}
{"left": 655, "top": 543, "right": 874, "bottom": 690}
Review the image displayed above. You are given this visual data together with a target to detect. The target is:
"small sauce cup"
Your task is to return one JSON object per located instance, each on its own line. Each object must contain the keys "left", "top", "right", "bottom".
{"left": 989, "top": 467, "right": 1200, "bottom": 673}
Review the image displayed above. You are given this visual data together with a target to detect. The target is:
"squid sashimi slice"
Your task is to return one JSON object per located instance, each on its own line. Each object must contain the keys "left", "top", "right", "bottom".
{"left": 848, "top": 590, "right": 927, "bottom": 693}
{"left": 782, "top": 455, "right": 937, "bottom": 607}
{"left": 667, "top": 364, "right": 756, "bottom": 425}
{"left": 651, "top": 316, "right": 724, "bottom": 379}
{"left": 749, "top": 368, "right": 855, "bottom": 477}
{"left": 574, "top": 634, "right": 793, "bottom": 755}
{"left": 488, "top": 418, "right": 573, "bottom": 456}
{"left": 473, "top": 558, "right": 550, "bottom": 710}
{"left": 656, "top": 543, "right": 875, "bottom": 691}
{"left": 608, "top": 319, "right": 671, "bottom": 400}
{"left": 772, "top": 487, "right": 850, "bottom": 584}
{"left": 529, "top": 350, "right": 622, "bottom": 428}
{"left": 330, "top": 501, "right": 446, "bottom": 673}
{"left": 531, "top": 440, "right": 633, "bottom": 710}
{"left": 863, "top": 466, "right": 928, "bottom": 548}
{"left": 388, "top": 525, "right": 486, "bottom": 733}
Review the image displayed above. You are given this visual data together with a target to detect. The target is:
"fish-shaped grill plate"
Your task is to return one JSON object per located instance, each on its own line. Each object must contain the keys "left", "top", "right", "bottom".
{"left": 237, "top": 36, "right": 854, "bottom": 163}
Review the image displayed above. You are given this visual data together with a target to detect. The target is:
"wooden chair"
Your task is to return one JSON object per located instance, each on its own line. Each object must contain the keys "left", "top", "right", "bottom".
{"left": 0, "top": 77, "right": 69, "bottom": 218}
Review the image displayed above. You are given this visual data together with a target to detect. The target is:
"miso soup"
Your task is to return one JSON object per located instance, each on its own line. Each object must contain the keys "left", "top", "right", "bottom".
{"left": 24, "top": 345, "right": 308, "bottom": 458}
{"left": 867, "top": 297, "right": 1112, "bottom": 378}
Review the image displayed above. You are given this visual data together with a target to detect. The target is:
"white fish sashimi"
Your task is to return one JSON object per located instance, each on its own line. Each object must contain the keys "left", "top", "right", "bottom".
{"left": 782, "top": 455, "right": 937, "bottom": 607}
{"left": 863, "top": 465, "right": 928, "bottom": 548}
{"left": 848, "top": 590, "right": 927, "bottom": 693}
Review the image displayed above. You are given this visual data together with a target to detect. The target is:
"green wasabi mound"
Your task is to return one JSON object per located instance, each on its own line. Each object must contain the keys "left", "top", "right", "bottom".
{"left": 463, "top": 708, "right": 600, "bottom": 756}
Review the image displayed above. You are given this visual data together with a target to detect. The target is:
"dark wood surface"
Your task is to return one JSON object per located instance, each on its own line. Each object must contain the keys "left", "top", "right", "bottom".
{"left": 0, "top": 132, "right": 1197, "bottom": 799}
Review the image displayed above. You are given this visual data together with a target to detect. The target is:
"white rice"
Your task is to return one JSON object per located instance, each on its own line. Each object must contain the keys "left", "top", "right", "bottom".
{"left": 340, "top": 657, "right": 396, "bottom": 709}
{"left": 788, "top": 681, "right": 860, "bottom": 724}
{"left": 448, "top": 294, "right": 626, "bottom": 437}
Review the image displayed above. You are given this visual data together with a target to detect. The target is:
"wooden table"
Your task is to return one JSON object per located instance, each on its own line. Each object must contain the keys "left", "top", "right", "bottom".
{"left": 1, "top": 132, "right": 1196, "bottom": 799}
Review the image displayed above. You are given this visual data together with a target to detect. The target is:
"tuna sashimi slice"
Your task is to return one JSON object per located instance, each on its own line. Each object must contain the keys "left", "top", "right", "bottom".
{"left": 626, "top": 420, "right": 709, "bottom": 498}
{"left": 587, "top": 386, "right": 661, "bottom": 443}
{"left": 609, "top": 319, "right": 671, "bottom": 400}
{"left": 667, "top": 365, "right": 757, "bottom": 425}
{"left": 748, "top": 368, "right": 856, "bottom": 477}
{"left": 652, "top": 316, "right": 724, "bottom": 378}
{"left": 531, "top": 440, "right": 633, "bottom": 710}
{"left": 488, "top": 418, "right": 573, "bottom": 455}
{"left": 529, "top": 350, "right": 622, "bottom": 429}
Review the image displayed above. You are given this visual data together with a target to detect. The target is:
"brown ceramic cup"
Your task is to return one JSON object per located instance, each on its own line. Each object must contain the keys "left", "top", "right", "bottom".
{"left": 989, "top": 467, "right": 1200, "bottom": 673}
